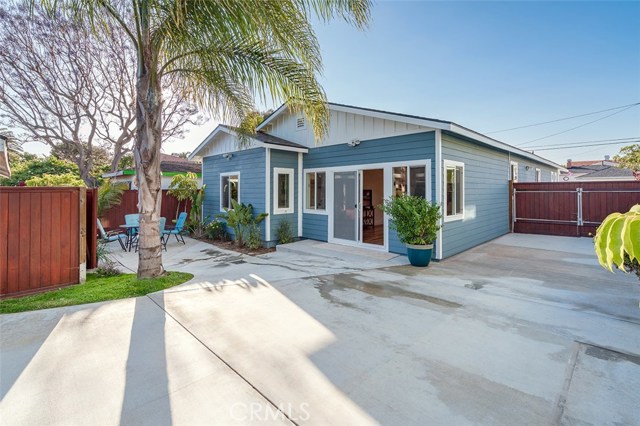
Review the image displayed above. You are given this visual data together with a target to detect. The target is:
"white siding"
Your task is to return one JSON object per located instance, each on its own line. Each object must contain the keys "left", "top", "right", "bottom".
{"left": 268, "top": 109, "right": 432, "bottom": 148}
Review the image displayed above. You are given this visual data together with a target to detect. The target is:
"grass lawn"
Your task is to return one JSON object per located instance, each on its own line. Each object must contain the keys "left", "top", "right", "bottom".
{"left": 0, "top": 272, "right": 193, "bottom": 314}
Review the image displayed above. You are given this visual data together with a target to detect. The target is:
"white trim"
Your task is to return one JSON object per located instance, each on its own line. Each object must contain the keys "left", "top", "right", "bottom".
{"left": 297, "top": 153, "right": 303, "bottom": 236}
{"left": 443, "top": 160, "right": 465, "bottom": 223}
{"left": 201, "top": 157, "right": 206, "bottom": 220}
{"left": 435, "top": 130, "right": 443, "bottom": 260}
{"left": 265, "top": 149, "right": 271, "bottom": 241}
{"left": 303, "top": 170, "right": 328, "bottom": 215}
{"left": 510, "top": 161, "right": 519, "bottom": 182}
{"left": 535, "top": 168, "right": 542, "bottom": 182}
{"left": 219, "top": 171, "right": 240, "bottom": 211}
{"left": 273, "top": 167, "right": 295, "bottom": 214}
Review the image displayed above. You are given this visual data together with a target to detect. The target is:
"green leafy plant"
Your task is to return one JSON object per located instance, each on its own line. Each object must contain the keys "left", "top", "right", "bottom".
{"left": 217, "top": 200, "right": 268, "bottom": 247}
{"left": 245, "top": 224, "right": 262, "bottom": 250}
{"left": 0, "top": 155, "right": 80, "bottom": 186}
{"left": 380, "top": 195, "right": 441, "bottom": 245}
{"left": 25, "top": 172, "right": 86, "bottom": 187}
{"left": 97, "top": 180, "right": 128, "bottom": 217}
{"left": 204, "top": 219, "right": 228, "bottom": 241}
{"left": 95, "top": 240, "right": 121, "bottom": 277}
{"left": 613, "top": 144, "right": 640, "bottom": 179}
{"left": 168, "top": 172, "right": 199, "bottom": 220}
{"left": 276, "top": 220, "right": 294, "bottom": 244}
{"left": 594, "top": 204, "right": 640, "bottom": 278}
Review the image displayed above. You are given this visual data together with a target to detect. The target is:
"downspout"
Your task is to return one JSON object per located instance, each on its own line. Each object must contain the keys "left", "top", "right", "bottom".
{"left": 297, "top": 152, "right": 303, "bottom": 237}
{"left": 265, "top": 148, "right": 271, "bottom": 243}
{"left": 435, "top": 129, "right": 443, "bottom": 260}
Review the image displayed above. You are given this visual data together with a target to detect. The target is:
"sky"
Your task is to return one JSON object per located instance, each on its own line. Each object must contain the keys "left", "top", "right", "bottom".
{"left": 23, "top": 1, "right": 640, "bottom": 166}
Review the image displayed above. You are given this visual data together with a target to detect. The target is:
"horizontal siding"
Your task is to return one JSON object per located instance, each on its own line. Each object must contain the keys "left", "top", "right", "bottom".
{"left": 511, "top": 154, "right": 557, "bottom": 182}
{"left": 269, "top": 150, "right": 299, "bottom": 243}
{"left": 441, "top": 133, "right": 510, "bottom": 258}
{"left": 202, "top": 148, "right": 266, "bottom": 240}
{"left": 302, "top": 214, "right": 328, "bottom": 241}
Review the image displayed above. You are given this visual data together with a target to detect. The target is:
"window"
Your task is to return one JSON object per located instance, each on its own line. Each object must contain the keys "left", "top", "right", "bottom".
{"left": 305, "top": 171, "right": 326, "bottom": 211}
{"left": 393, "top": 165, "right": 427, "bottom": 198}
{"left": 444, "top": 160, "right": 464, "bottom": 221}
{"left": 273, "top": 168, "right": 294, "bottom": 214}
{"left": 510, "top": 162, "right": 518, "bottom": 182}
{"left": 220, "top": 173, "right": 239, "bottom": 210}
{"left": 535, "top": 168, "right": 541, "bottom": 182}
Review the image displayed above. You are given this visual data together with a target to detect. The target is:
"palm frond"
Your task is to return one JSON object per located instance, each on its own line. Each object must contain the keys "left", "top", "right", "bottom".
{"left": 97, "top": 179, "right": 128, "bottom": 217}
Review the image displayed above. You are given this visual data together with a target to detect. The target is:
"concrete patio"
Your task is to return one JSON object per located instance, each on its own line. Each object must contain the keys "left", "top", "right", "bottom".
{"left": 1, "top": 234, "right": 639, "bottom": 425}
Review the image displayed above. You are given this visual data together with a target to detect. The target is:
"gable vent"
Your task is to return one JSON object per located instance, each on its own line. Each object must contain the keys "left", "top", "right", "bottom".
{"left": 296, "top": 117, "right": 306, "bottom": 130}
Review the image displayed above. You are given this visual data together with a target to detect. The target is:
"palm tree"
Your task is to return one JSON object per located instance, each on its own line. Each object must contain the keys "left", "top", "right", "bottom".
{"left": 41, "top": 0, "right": 371, "bottom": 278}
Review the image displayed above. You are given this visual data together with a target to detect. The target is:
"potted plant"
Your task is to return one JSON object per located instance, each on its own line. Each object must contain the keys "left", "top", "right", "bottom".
{"left": 380, "top": 194, "right": 442, "bottom": 267}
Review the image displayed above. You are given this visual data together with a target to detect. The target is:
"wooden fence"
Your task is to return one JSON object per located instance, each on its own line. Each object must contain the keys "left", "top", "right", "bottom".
{"left": 99, "top": 190, "right": 190, "bottom": 230}
{"left": 512, "top": 181, "right": 640, "bottom": 237}
{"left": 0, "top": 187, "right": 88, "bottom": 297}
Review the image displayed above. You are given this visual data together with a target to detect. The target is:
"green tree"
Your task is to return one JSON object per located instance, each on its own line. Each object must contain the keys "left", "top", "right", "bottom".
{"left": 0, "top": 156, "right": 81, "bottom": 186}
{"left": 614, "top": 144, "right": 640, "bottom": 179}
{"left": 167, "top": 172, "right": 198, "bottom": 220}
{"left": 44, "top": 0, "right": 371, "bottom": 278}
{"left": 25, "top": 173, "right": 86, "bottom": 187}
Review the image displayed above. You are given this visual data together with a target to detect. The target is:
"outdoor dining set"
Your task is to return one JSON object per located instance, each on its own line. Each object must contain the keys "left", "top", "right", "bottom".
{"left": 97, "top": 212, "right": 187, "bottom": 252}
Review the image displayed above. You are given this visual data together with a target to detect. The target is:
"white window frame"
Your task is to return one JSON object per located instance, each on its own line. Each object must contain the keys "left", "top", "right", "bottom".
{"left": 443, "top": 159, "right": 465, "bottom": 223}
{"left": 510, "top": 161, "right": 519, "bottom": 182}
{"left": 535, "top": 168, "right": 541, "bottom": 182}
{"left": 220, "top": 171, "right": 240, "bottom": 211}
{"left": 273, "top": 167, "right": 294, "bottom": 215}
{"left": 304, "top": 171, "right": 327, "bottom": 214}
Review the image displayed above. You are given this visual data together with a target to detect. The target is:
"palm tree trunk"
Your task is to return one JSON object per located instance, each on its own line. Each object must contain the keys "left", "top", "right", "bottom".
{"left": 134, "top": 35, "right": 164, "bottom": 278}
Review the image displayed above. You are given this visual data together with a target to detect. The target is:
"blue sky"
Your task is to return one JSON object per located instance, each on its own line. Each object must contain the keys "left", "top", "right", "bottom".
{"left": 26, "top": 1, "right": 640, "bottom": 166}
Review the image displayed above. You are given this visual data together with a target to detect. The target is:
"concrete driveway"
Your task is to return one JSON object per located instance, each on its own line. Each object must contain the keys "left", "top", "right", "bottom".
{"left": 1, "top": 234, "right": 639, "bottom": 425}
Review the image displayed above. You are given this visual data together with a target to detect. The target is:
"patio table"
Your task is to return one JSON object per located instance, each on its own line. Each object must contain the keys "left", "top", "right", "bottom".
{"left": 119, "top": 224, "right": 139, "bottom": 252}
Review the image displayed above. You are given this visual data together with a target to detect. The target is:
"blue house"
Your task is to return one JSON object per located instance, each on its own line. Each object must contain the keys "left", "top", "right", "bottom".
{"left": 189, "top": 102, "right": 563, "bottom": 259}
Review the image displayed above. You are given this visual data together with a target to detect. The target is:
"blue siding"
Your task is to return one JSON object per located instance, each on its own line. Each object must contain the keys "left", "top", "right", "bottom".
{"left": 511, "top": 154, "right": 556, "bottom": 182}
{"left": 202, "top": 148, "right": 266, "bottom": 240}
{"left": 269, "top": 150, "right": 299, "bottom": 243}
{"left": 441, "top": 133, "right": 511, "bottom": 258}
{"left": 302, "top": 214, "right": 328, "bottom": 241}
{"left": 302, "top": 131, "right": 436, "bottom": 254}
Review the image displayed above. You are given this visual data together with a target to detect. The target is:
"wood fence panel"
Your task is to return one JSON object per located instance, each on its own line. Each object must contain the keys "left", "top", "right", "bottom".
{"left": 0, "top": 187, "right": 85, "bottom": 297}
{"left": 513, "top": 181, "right": 640, "bottom": 237}
{"left": 85, "top": 188, "right": 97, "bottom": 269}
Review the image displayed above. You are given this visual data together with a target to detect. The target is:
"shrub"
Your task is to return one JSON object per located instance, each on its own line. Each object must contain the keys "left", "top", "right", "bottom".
{"left": 95, "top": 240, "right": 121, "bottom": 277}
{"left": 380, "top": 195, "right": 441, "bottom": 245}
{"left": 205, "top": 219, "right": 227, "bottom": 241}
{"left": 217, "top": 200, "right": 268, "bottom": 246}
{"left": 245, "top": 224, "right": 262, "bottom": 250}
{"left": 25, "top": 172, "right": 85, "bottom": 187}
{"left": 276, "top": 220, "right": 294, "bottom": 244}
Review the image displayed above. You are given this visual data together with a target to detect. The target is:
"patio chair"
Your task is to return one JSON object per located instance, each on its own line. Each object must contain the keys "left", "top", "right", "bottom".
{"left": 134, "top": 217, "right": 168, "bottom": 252}
{"left": 163, "top": 212, "right": 187, "bottom": 245}
{"left": 97, "top": 218, "right": 126, "bottom": 250}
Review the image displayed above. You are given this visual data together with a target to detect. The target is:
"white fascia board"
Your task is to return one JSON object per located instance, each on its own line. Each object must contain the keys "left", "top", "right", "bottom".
{"left": 262, "top": 143, "right": 308, "bottom": 154}
{"left": 449, "top": 124, "right": 564, "bottom": 171}
{"left": 256, "top": 103, "right": 288, "bottom": 131}
{"left": 188, "top": 125, "right": 233, "bottom": 160}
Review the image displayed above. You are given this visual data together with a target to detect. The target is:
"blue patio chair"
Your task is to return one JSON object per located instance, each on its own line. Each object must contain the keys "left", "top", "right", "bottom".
{"left": 163, "top": 212, "right": 187, "bottom": 245}
{"left": 134, "top": 217, "right": 168, "bottom": 252}
{"left": 97, "top": 218, "right": 126, "bottom": 250}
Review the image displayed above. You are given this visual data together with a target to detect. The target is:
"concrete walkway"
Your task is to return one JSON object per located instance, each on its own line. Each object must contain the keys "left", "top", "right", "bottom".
{"left": 1, "top": 234, "right": 639, "bottom": 425}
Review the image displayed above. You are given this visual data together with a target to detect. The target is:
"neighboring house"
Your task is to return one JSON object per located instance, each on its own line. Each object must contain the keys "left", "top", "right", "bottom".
{"left": 0, "top": 135, "right": 10, "bottom": 179}
{"left": 189, "top": 102, "right": 564, "bottom": 259}
{"left": 561, "top": 157, "right": 637, "bottom": 181}
{"left": 103, "top": 154, "right": 203, "bottom": 189}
